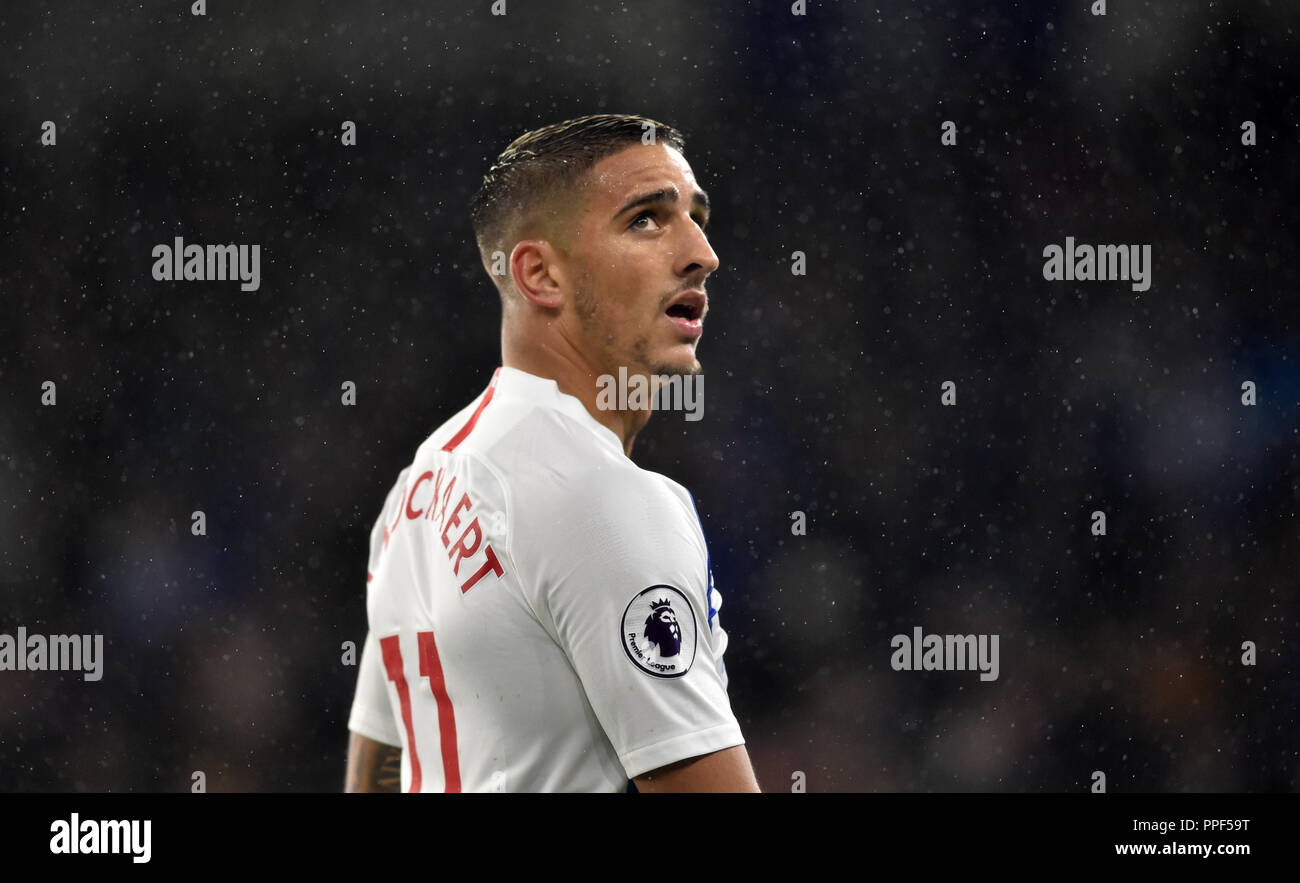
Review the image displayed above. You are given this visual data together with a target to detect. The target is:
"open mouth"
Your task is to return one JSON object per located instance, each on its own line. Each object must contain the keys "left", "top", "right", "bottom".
{"left": 664, "top": 290, "right": 706, "bottom": 339}
{"left": 666, "top": 301, "right": 702, "bottom": 321}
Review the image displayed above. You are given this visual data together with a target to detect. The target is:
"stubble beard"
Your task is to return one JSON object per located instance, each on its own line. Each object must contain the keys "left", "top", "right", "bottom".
{"left": 574, "top": 277, "right": 702, "bottom": 380}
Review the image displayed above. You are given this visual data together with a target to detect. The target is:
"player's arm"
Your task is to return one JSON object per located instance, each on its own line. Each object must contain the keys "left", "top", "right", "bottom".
{"left": 344, "top": 732, "right": 402, "bottom": 793}
{"left": 522, "top": 469, "right": 755, "bottom": 793}
{"left": 634, "top": 745, "right": 761, "bottom": 793}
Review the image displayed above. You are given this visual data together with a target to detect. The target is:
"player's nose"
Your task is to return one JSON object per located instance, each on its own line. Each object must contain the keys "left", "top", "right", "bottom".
{"left": 676, "top": 214, "right": 720, "bottom": 279}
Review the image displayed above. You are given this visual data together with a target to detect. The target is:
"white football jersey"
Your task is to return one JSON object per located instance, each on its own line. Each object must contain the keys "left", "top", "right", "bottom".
{"left": 347, "top": 365, "right": 744, "bottom": 792}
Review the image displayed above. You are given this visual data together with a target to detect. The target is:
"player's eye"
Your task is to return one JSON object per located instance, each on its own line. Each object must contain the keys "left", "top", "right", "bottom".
{"left": 629, "top": 210, "right": 658, "bottom": 230}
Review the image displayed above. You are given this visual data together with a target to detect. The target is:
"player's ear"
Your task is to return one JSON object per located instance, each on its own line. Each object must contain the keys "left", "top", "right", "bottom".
{"left": 510, "top": 240, "right": 567, "bottom": 310}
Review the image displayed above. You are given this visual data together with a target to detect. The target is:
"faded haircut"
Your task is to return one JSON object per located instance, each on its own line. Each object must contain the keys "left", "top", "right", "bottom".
{"left": 469, "top": 113, "right": 686, "bottom": 298}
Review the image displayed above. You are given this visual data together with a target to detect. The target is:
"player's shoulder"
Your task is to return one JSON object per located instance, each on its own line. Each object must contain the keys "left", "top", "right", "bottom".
{"left": 500, "top": 409, "right": 688, "bottom": 514}
{"left": 381, "top": 366, "right": 702, "bottom": 543}
{"left": 509, "top": 443, "right": 702, "bottom": 578}
{"left": 365, "top": 385, "right": 492, "bottom": 523}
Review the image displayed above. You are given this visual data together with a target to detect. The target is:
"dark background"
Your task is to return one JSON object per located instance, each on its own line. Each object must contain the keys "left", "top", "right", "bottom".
{"left": 1, "top": 0, "right": 1296, "bottom": 792}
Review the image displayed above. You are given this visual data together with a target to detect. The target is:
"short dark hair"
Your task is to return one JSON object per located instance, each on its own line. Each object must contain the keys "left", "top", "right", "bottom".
{"left": 469, "top": 114, "right": 687, "bottom": 291}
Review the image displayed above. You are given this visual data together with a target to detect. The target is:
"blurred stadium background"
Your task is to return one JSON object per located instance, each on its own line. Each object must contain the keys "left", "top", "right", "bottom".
{"left": 1, "top": 0, "right": 1296, "bottom": 791}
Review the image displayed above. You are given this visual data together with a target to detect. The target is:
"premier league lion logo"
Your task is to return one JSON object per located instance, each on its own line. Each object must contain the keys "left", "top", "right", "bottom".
{"left": 621, "top": 585, "right": 697, "bottom": 678}
{"left": 643, "top": 597, "right": 682, "bottom": 658}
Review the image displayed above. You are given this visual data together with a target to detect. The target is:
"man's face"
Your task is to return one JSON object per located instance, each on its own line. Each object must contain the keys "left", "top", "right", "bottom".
{"left": 563, "top": 143, "right": 719, "bottom": 378}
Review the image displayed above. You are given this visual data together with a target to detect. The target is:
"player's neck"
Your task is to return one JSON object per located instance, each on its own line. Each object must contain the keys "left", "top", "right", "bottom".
{"left": 501, "top": 343, "right": 650, "bottom": 458}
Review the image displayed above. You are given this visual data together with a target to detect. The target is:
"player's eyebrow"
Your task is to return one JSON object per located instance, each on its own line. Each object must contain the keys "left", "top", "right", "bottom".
{"left": 615, "top": 187, "right": 711, "bottom": 224}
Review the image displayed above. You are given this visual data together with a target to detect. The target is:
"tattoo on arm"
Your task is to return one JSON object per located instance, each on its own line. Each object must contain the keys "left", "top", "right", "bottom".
{"left": 345, "top": 732, "right": 402, "bottom": 793}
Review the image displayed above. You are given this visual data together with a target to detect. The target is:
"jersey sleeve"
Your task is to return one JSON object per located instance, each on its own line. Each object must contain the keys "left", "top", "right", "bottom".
{"left": 347, "top": 629, "right": 402, "bottom": 747}
{"left": 346, "top": 474, "right": 410, "bottom": 749}
{"left": 516, "top": 466, "right": 745, "bottom": 780}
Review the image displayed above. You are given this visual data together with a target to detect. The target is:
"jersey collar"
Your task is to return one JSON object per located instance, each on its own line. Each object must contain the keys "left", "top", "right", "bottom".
{"left": 493, "top": 366, "right": 627, "bottom": 458}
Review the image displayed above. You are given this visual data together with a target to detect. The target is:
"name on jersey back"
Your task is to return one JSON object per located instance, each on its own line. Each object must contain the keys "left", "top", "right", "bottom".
{"left": 382, "top": 464, "right": 505, "bottom": 595}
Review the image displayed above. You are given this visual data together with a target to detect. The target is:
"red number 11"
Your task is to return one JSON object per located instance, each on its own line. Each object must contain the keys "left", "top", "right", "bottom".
{"left": 379, "top": 631, "right": 462, "bottom": 792}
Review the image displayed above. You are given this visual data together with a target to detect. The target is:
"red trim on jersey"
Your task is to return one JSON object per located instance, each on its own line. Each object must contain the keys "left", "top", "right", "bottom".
{"left": 441, "top": 367, "right": 502, "bottom": 453}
